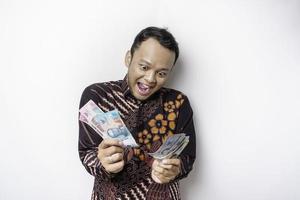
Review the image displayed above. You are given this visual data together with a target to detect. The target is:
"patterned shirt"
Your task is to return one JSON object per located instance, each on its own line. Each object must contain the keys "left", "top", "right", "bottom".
{"left": 78, "top": 76, "right": 196, "bottom": 200}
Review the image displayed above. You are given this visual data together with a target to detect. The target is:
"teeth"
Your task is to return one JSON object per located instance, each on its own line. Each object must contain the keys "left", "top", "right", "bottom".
{"left": 137, "top": 82, "right": 151, "bottom": 95}
{"left": 139, "top": 83, "right": 150, "bottom": 89}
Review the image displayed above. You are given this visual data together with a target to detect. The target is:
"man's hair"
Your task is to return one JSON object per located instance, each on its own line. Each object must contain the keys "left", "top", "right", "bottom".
{"left": 130, "top": 26, "right": 179, "bottom": 65}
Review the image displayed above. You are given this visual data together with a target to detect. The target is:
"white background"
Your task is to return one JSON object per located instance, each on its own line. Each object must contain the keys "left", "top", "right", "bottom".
{"left": 1, "top": 0, "right": 300, "bottom": 199}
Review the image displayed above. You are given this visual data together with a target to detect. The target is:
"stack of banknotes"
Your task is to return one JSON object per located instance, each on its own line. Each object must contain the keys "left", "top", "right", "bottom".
{"left": 79, "top": 100, "right": 139, "bottom": 147}
{"left": 148, "top": 133, "right": 189, "bottom": 159}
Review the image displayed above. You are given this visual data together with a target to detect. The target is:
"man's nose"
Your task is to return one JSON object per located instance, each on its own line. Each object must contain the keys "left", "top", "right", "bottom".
{"left": 145, "top": 71, "right": 156, "bottom": 84}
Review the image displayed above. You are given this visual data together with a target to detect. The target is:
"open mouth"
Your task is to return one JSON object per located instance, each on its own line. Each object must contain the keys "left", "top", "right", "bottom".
{"left": 136, "top": 82, "right": 153, "bottom": 96}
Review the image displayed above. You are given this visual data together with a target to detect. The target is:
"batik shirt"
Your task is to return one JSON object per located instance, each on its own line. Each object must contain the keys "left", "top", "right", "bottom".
{"left": 78, "top": 76, "right": 196, "bottom": 200}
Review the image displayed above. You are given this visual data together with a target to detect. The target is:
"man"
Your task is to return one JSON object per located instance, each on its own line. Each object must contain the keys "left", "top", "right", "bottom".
{"left": 78, "top": 26, "right": 196, "bottom": 200}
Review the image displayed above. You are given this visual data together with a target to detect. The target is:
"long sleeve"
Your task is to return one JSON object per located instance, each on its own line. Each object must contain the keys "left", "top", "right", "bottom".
{"left": 78, "top": 85, "right": 113, "bottom": 180}
{"left": 174, "top": 95, "right": 196, "bottom": 180}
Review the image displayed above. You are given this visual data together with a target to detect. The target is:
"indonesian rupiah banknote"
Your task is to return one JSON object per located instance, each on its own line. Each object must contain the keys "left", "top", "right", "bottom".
{"left": 79, "top": 100, "right": 139, "bottom": 147}
{"left": 148, "top": 133, "right": 189, "bottom": 159}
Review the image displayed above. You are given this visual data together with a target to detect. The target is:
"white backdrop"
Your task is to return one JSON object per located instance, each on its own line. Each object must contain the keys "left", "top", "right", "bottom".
{"left": 1, "top": 0, "right": 300, "bottom": 199}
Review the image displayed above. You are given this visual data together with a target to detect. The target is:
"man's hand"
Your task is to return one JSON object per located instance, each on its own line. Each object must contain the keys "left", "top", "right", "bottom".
{"left": 97, "top": 139, "right": 125, "bottom": 174}
{"left": 151, "top": 158, "right": 181, "bottom": 184}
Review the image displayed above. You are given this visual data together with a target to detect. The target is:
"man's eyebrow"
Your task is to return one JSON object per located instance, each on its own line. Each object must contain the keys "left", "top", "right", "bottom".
{"left": 159, "top": 68, "right": 170, "bottom": 71}
{"left": 140, "top": 59, "right": 170, "bottom": 71}
{"left": 140, "top": 59, "right": 152, "bottom": 65}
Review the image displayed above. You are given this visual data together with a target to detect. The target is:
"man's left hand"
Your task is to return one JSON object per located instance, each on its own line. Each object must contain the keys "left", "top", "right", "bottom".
{"left": 151, "top": 158, "right": 181, "bottom": 184}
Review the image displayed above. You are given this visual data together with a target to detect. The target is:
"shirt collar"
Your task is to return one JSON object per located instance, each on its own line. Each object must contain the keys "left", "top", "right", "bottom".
{"left": 121, "top": 74, "right": 131, "bottom": 97}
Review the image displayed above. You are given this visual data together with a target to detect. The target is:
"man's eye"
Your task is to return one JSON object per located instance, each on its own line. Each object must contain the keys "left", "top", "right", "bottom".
{"left": 139, "top": 65, "right": 148, "bottom": 71}
{"left": 158, "top": 72, "right": 167, "bottom": 77}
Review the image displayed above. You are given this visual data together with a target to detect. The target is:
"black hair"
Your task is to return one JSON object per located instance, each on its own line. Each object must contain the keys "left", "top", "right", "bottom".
{"left": 130, "top": 26, "right": 179, "bottom": 65}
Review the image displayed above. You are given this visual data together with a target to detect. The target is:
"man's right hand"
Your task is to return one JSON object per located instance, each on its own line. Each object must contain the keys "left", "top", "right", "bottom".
{"left": 97, "top": 139, "right": 125, "bottom": 174}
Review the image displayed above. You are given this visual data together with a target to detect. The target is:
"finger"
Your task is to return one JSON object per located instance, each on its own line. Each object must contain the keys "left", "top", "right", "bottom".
{"left": 155, "top": 170, "right": 175, "bottom": 181}
{"left": 159, "top": 161, "right": 180, "bottom": 171}
{"left": 104, "top": 152, "right": 124, "bottom": 164}
{"left": 105, "top": 155, "right": 114, "bottom": 164}
{"left": 159, "top": 163, "right": 176, "bottom": 170}
{"left": 153, "top": 159, "right": 176, "bottom": 171}
{"left": 103, "top": 146, "right": 124, "bottom": 157}
{"left": 153, "top": 165, "right": 174, "bottom": 177}
{"left": 99, "top": 139, "right": 124, "bottom": 149}
{"left": 155, "top": 161, "right": 181, "bottom": 177}
{"left": 152, "top": 159, "right": 159, "bottom": 168}
{"left": 106, "top": 160, "right": 125, "bottom": 173}
{"left": 111, "top": 152, "right": 124, "bottom": 163}
{"left": 154, "top": 171, "right": 172, "bottom": 183}
{"left": 162, "top": 158, "right": 181, "bottom": 166}
{"left": 151, "top": 171, "right": 163, "bottom": 184}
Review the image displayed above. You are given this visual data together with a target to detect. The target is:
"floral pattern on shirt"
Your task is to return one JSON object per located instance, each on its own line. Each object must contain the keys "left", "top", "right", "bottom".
{"left": 164, "top": 101, "right": 176, "bottom": 112}
{"left": 138, "top": 129, "right": 152, "bottom": 149}
{"left": 148, "top": 114, "right": 168, "bottom": 136}
{"left": 133, "top": 94, "right": 185, "bottom": 161}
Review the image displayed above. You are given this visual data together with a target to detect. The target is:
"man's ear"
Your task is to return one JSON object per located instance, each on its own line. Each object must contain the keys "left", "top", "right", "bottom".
{"left": 125, "top": 51, "right": 132, "bottom": 68}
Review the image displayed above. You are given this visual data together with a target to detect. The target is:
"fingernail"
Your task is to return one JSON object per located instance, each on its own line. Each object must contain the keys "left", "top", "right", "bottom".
{"left": 162, "top": 160, "right": 168, "bottom": 164}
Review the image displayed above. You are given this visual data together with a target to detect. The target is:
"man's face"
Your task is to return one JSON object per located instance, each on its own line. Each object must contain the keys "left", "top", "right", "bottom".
{"left": 125, "top": 38, "right": 176, "bottom": 101}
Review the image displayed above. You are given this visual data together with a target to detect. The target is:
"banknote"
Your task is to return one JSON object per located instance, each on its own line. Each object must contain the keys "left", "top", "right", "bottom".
{"left": 79, "top": 100, "right": 104, "bottom": 121}
{"left": 148, "top": 133, "right": 189, "bottom": 159}
{"left": 79, "top": 100, "right": 139, "bottom": 147}
{"left": 172, "top": 136, "right": 189, "bottom": 157}
{"left": 150, "top": 134, "right": 185, "bottom": 158}
{"left": 103, "top": 110, "right": 138, "bottom": 147}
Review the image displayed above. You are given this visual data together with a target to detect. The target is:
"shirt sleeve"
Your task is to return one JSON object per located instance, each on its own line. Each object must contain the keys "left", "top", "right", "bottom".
{"left": 174, "top": 94, "right": 196, "bottom": 180}
{"left": 78, "top": 85, "right": 115, "bottom": 180}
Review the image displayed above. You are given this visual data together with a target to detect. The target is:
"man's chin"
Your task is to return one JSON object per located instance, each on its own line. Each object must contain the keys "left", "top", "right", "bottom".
{"left": 132, "top": 89, "right": 154, "bottom": 101}
{"left": 133, "top": 93, "right": 151, "bottom": 101}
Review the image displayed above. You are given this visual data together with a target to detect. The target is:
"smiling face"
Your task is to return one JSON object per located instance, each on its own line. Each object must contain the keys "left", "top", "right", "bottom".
{"left": 125, "top": 38, "right": 176, "bottom": 101}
